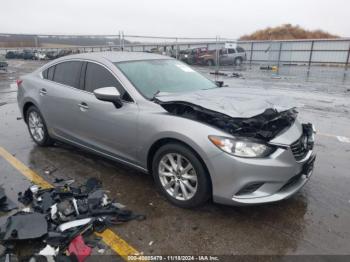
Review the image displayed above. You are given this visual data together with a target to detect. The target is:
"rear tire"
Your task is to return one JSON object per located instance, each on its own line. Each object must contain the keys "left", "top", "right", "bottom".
{"left": 26, "top": 106, "right": 54, "bottom": 146}
{"left": 152, "top": 143, "right": 211, "bottom": 208}
{"left": 234, "top": 57, "right": 243, "bottom": 66}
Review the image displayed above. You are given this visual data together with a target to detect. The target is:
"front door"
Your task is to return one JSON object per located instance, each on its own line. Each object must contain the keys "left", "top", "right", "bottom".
{"left": 75, "top": 62, "right": 139, "bottom": 164}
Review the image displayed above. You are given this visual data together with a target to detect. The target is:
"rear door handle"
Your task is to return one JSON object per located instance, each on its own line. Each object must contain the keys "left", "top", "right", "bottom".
{"left": 78, "top": 102, "right": 89, "bottom": 111}
{"left": 39, "top": 88, "right": 47, "bottom": 95}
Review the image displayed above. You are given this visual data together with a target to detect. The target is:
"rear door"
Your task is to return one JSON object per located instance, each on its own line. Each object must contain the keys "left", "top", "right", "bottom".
{"left": 74, "top": 62, "right": 139, "bottom": 164}
{"left": 41, "top": 60, "right": 85, "bottom": 142}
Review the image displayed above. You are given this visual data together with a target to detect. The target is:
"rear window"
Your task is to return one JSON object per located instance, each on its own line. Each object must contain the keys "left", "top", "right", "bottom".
{"left": 53, "top": 61, "right": 83, "bottom": 89}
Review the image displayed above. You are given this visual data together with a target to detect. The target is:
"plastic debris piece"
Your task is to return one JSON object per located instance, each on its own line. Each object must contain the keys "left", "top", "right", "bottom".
{"left": 50, "top": 204, "right": 58, "bottom": 220}
{"left": 38, "top": 244, "right": 59, "bottom": 256}
{"left": 21, "top": 207, "right": 31, "bottom": 213}
{"left": 58, "top": 218, "right": 92, "bottom": 232}
{"left": 71, "top": 198, "right": 79, "bottom": 215}
{"left": 68, "top": 235, "right": 92, "bottom": 262}
{"left": 30, "top": 185, "right": 39, "bottom": 194}
{"left": 0, "top": 187, "right": 17, "bottom": 212}
{"left": 17, "top": 188, "right": 33, "bottom": 205}
{"left": 0, "top": 212, "right": 47, "bottom": 240}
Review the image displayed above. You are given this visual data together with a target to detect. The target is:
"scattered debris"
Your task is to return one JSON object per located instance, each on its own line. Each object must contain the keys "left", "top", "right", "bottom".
{"left": 58, "top": 218, "right": 93, "bottom": 232}
{"left": 44, "top": 166, "right": 58, "bottom": 176}
{"left": 260, "top": 65, "right": 278, "bottom": 71}
{"left": 0, "top": 187, "right": 17, "bottom": 212}
{"left": 271, "top": 74, "right": 282, "bottom": 79}
{"left": 97, "top": 248, "right": 105, "bottom": 254}
{"left": 210, "top": 71, "right": 227, "bottom": 76}
{"left": 231, "top": 72, "right": 243, "bottom": 78}
{"left": 0, "top": 178, "right": 145, "bottom": 260}
{"left": 16, "top": 117, "right": 22, "bottom": 120}
{"left": 148, "top": 241, "right": 154, "bottom": 246}
{"left": 38, "top": 244, "right": 59, "bottom": 256}
{"left": 0, "top": 212, "right": 47, "bottom": 240}
{"left": 68, "top": 235, "right": 92, "bottom": 262}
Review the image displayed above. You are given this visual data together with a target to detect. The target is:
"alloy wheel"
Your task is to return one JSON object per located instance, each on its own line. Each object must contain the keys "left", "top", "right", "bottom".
{"left": 28, "top": 111, "right": 45, "bottom": 142}
{"left": 158, "top": 153, "right": 198, "bottom": 201}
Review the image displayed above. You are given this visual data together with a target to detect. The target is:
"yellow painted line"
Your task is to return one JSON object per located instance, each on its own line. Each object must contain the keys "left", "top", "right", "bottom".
{"left": 0, "top": 147, "right": 52, "bottom": 189}
{"left": 96, "top": 229, "right": 140, "bottom": 259}
{"left": 0, "top": 146, "right": 141, "bottom": 261}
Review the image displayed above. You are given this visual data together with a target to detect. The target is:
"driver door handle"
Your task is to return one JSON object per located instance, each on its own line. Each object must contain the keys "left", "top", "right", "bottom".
{"left": 78, "top": 102, "right": 89, "bottom": 111}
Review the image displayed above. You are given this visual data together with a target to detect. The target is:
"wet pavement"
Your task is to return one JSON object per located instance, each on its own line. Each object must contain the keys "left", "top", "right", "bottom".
{"left": 0, "top": 60, "right": 350, "bottom": 256}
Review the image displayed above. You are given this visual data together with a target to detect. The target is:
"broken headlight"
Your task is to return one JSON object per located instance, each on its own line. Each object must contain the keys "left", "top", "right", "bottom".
{"left": 208, "top": 136, "right": 274, "bottom": 158}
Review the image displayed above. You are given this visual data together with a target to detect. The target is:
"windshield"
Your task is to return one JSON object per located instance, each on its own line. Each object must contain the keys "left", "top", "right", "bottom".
{"left": 115, "top": 59, "right": 217, "bottom": 99}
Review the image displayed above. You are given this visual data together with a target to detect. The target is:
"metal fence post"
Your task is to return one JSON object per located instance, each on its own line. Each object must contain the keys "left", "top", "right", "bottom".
{"left": 307, "top": 40, "right": 314, "bottom": 76}
{"left": 215, "top": 35, "right": 219, "bottom": 73}
{"left": 175, "top": 38, "right": 178, "bottom": 60}
{"left": 249, "top": 42, "right": 254, "bottom": 69}
{"left": 277, "top": 41, "right": 282, "bottom": 75}
{"left": 343, "top": 42, "right": 350, "bottom": 82}
{"left": 345, "top": 43, "right": 350, "bottom": 71}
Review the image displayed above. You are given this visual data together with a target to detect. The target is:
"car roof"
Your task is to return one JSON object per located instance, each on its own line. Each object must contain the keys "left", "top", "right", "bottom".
{"left": 59, "top": 51, "right": 171, "bottom": 63}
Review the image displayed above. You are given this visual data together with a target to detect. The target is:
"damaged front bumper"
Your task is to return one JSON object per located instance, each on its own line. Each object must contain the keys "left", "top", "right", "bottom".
{"left": 208, "top": 122, "right": 316, "bottom": 206}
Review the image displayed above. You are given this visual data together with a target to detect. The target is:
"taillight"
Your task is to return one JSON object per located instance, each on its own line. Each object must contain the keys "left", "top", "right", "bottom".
{"left": 16, "top": 79, "right": 23, "bottom": 87}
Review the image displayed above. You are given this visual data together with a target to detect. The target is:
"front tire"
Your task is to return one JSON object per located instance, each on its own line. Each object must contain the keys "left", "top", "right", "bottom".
{"left": 152, "top": 143, "right": 211, "bottom": 208}
{"left": 26, "top": 106, "right": 54, "bottom": 146}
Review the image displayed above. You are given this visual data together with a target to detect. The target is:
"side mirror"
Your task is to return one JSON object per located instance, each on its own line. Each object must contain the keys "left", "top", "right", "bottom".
{"left": 94, "top": 87, "right": 123, "bottom": 108}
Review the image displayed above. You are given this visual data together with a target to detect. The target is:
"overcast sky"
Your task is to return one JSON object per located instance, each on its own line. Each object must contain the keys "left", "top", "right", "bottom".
{"left": 1, "top": 0, "right": 349, "bottom": 39}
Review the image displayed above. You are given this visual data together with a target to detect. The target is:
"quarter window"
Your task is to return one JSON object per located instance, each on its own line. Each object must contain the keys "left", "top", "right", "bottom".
{"left": 84, "top": 62, "right": 132, "bottom": 101}
{"left": 53, "top": 61, "right": 83, "bottom": 89}
{"left": 47, "top": 66, "right": 55, "bottom": 81}
{"left": 42, "top": 68, "right": 48, "bottom": 79}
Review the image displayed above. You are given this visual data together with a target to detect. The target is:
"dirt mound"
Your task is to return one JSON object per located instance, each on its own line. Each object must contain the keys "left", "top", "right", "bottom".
{"left": 240, "top": 24, "right": 339, "bottom": 40}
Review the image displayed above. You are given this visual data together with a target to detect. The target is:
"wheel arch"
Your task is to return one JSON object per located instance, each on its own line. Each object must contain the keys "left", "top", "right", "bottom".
{"left": 147, "top": 137, "right": 213, "bottom": 192}
{"left": 23, "top": 101, "right": 36, "bottom": 123}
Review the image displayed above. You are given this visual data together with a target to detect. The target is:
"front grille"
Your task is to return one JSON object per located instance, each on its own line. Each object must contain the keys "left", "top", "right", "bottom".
{"left": 290, "top": 135, "right": 308, "bottom": 161}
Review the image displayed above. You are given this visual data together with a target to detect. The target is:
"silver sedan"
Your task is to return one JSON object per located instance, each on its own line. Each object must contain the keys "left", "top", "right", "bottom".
{"left": 17, "top": 52, "right": 316, "bottom": 208}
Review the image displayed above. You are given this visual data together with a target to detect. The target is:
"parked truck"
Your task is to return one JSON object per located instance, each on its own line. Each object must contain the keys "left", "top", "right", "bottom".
{"left": 198, "top": 46, "right": 247, "bottom": 66}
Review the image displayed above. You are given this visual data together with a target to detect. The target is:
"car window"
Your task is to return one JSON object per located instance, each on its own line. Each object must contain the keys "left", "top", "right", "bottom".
{"left": 236, "top": 47, "right": 245, "bottom": 53}
{"left": 84, "top": 62, "right": 132, "bottom": 101}
{"left": 228, "top": 48, "right": 236, "bottom": 54}
{"left": 115, "top": 59, "right": 217, "bottom": 99}
{"left": 47, "top": 66, "right": 55, "bottom": 81}
{"left": 53, "top": 61, "right": 83, "bottom": 89}
{"left": 42, "top": 69, "right": 48, "bottom": 79}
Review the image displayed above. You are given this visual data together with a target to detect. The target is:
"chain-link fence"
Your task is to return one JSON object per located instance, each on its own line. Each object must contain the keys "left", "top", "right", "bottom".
{"left": 1, "top": 34, "right": 349, "bottom": 83}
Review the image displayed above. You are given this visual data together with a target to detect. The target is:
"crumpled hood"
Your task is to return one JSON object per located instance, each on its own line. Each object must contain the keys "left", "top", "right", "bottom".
{"left": 155, "top": 87, "right": 295, "bottom": 118}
